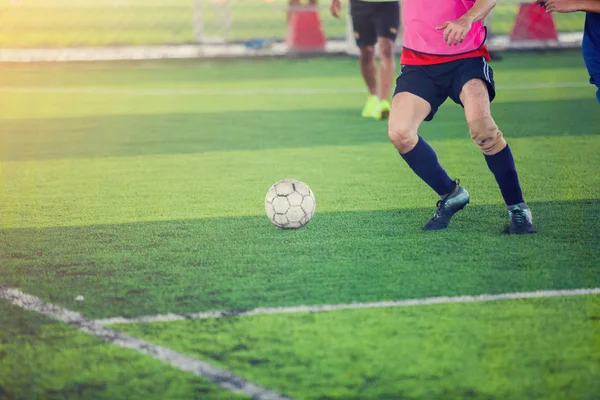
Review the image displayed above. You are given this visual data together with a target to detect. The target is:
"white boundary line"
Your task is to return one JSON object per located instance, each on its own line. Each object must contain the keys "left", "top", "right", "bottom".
{"left": 0, "top": 33, "right": 584, "bottom": 62}
{"left": 94, "top": 288, "right": 600, "bottom": 326}
{"left": 0, "top": 81, "right": 591, "bottom": 96}
{"left": 0, "top": 286, "right": 292, "bottom": 400}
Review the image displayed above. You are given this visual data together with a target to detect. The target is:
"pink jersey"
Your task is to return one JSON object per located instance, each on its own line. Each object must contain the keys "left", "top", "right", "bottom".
{"left": 402, "top": 0, "right": 487, "bottom": 56}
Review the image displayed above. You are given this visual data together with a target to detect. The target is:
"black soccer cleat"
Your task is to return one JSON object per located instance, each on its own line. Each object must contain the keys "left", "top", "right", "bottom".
{"left": 507, "top": 203, "right": 534, "bottom": 234}
{"left": 423, "top": 181, "right": 470, "bottom": 231}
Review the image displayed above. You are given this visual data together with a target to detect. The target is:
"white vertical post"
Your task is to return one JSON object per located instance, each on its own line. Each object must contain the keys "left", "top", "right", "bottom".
{"left": 193, "top": 0, "right": 204, "bottom": 43}
{"left": 223, "top": 0, "right": 232, "bottom": 43}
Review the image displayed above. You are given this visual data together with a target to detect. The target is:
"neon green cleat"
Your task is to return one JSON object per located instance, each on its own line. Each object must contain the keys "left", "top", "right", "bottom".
{"left": 361, "top": 95, "right": 380, "bottom": 118}
{"left": 375, "top": 99, "right": 391, "bottom": 120}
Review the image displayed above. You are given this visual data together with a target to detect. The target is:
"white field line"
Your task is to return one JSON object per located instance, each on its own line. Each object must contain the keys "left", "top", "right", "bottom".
{"left": 0, "top": 81, "right": 591, "bottom": 96}
{"left": 0, "top": 286, "right": 292, "bottom": 400}
{"left": 94, "top": 288, "right": 600, "bottom": 326}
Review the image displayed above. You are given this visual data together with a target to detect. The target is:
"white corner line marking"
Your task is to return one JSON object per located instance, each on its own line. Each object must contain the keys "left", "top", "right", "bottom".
{"left": 0, "top": 286, "right": 292, "bottom": 400}
{"left": 93, "top": 288, "right": 600, "bottom": 326}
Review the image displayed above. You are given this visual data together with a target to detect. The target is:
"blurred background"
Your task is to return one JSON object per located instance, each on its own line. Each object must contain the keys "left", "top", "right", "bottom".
{"left": 0, "top": 0, "right": 586, "bottom": 61}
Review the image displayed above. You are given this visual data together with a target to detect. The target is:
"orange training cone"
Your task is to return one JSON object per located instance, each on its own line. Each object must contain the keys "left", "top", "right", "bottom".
{"left": 510, "top": 3, "right": 559, "bottom": 41}
{"left": 286, "top": 9, "right": 326, "bottom": 53}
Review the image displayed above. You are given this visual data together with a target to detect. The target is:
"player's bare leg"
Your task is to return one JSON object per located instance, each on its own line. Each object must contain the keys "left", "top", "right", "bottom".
{"left": 359, "top": 45, "right": 379, "bottom": 118}
{"left": 388, "top": 92, "right": 429, "bottom": 153}
{"left": 359, "top": 45, "right": 378, "bottom": 95}
{"left": 389, "top": 92, "right": 470, "bottom": 230}
{"left": 460, "top": 78, "right": 534, "bottom": 234}
{"left": 375, "top": 36, "right": 396, "bottom": 119}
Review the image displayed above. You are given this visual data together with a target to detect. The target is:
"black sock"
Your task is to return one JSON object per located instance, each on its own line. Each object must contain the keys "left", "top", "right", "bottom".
{"left": 401, "top": 136, "right": 456, "bottom": 197}
{"left": 484, "top": 144, "right": 525, "bottom": 206}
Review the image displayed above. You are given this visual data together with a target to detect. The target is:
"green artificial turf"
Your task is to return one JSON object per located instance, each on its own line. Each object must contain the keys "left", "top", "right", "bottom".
{"left": 114, "top": 294, "right": 600, "bottom": 400}
{"left": 1, "top": 53, "right": 599, "bottom": 319}
{"left": 0, "top": 51, "right": 598, "bottom": 399}
{"left": 0, "top": 301, "right": 247, "bottom": 400}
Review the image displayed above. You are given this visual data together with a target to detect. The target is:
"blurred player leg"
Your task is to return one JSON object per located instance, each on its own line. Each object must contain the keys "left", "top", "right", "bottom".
{"left": 375, "top": 37, "right": 395, "bottom": 119}
{"left": 459, "top": 77, "right": 534, "bottom": 234}
{"left": 288, "top": 0, "right": 299, "bottom": 22}
{"left": 351, "top": 0, "right": 381, "bottom": 118}
{"left": 359, "top": 45, "right": 379, "bottom": 117}
{"left": 372, "top": 1, "right": 400, "bottom": 119}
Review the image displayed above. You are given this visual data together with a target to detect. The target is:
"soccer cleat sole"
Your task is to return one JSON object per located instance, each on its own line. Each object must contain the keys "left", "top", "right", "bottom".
{"left": 423, "top": 221, "right": 449, "bottom": 231}
{"left": 507, "top": 224, "right": 535, "bottom": 235}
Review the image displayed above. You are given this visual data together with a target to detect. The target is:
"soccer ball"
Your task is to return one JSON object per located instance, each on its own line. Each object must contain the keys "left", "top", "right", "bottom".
{"left": 264, "top": 179, "right": 316, "bottom": 229}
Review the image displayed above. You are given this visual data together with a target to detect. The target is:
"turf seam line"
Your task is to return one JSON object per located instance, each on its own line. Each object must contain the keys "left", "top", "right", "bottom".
{"left": 93, "top": 288, "right": 600, "bottom": 325}
{"left": 0, "top": 81, "right": 590, "bottom": 96}
{"left": 0, "top": 285, "right": 293, "bottom": 400}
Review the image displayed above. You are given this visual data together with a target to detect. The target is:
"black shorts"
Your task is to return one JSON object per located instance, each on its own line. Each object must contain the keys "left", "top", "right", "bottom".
{"left": 393, "top": 56, "right": 496, "bottom": 121}
{"left": 350, "top": 0, "right": 400, "bottom": 47}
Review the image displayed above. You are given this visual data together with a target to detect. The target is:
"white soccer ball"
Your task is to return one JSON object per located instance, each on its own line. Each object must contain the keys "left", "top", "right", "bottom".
{"left": 264, "top": 179, "right": 316, "bottom": 229}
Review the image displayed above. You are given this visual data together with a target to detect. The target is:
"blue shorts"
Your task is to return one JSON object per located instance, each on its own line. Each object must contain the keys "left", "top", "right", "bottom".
{"left": 393, "top": 56, "right": 496, "bottom": 121}
{"left": 583, "top": 12, "right": 600, "bottom": 103}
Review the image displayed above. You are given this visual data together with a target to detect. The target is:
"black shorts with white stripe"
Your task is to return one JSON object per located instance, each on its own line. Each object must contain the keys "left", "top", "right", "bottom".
{"left": 393, "top": 56, "right": 496, "bottom": 122}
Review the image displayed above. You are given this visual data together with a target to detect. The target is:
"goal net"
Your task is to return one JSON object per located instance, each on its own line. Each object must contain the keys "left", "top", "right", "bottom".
{"left": 0, "top": 0, "right": 585, "bottom": 62}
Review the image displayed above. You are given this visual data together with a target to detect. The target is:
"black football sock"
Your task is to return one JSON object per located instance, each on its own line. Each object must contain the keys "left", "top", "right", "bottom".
{"left": 401, "top": 136, "right": 456, "bottom": 197}
{"left": 484, "top": 144, "right": 525, "bottom": 206}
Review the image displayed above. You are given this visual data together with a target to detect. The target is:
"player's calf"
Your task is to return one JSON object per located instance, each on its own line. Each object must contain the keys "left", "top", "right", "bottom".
{"left": 359, "top": 45, "right": 379, "bottom": 118}
{"left": 375, "top": 37, "right": 396, "bottom": 120}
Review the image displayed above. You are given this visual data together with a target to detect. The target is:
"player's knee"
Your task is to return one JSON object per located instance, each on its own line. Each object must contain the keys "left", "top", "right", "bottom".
{"left": 388, "top": 124, "right": 418, "bottom": 154}
{"left": 378, "top": 41, "right": 394, "bottom": 60}
{"left": 468, "top": 117, "right": 506, "bottom": 155}
{"left": 359, "top": 46, "right": 375, "bottom": 63}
